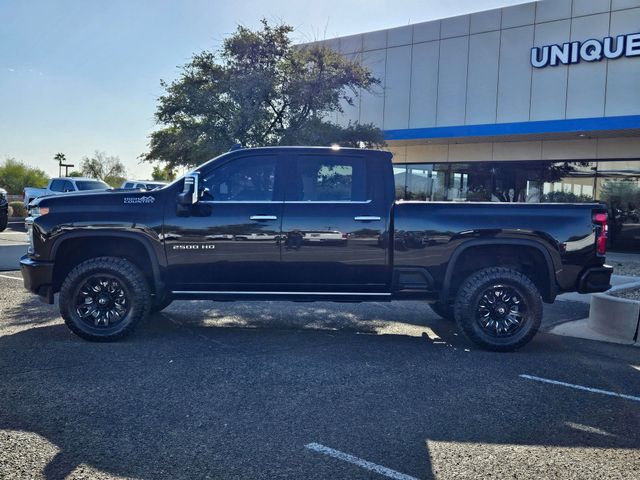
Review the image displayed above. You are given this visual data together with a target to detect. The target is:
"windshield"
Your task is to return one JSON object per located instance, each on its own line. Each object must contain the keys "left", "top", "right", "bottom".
{"left": 75, "top": 181, "right": 109, "bottom": 191}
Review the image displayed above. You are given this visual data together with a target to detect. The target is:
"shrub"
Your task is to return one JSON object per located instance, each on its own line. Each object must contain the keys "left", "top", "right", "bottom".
{"left": 9, "top": 201, "right": 26, "bottom": 217}
{"left": 541, "top": 191, "right": 593, "bottom": 203}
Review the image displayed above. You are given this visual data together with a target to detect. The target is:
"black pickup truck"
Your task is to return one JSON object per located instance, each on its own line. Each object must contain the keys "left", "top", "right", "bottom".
{"left": 21, "top": 147, "right": 613, "bottom": 350}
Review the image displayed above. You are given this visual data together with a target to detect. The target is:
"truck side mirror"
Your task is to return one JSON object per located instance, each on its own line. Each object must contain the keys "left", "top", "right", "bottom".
{"left": 177, "top": 173, "right": 199, "bottom": 206}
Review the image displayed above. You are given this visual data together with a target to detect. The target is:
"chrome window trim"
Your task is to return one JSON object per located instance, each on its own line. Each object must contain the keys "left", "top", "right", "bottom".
{"left": 199, "top": 200, "right": 281, "bottom": 204}
{"left": 284, "top": 200, "right": 372, "bottom": 204}
{"left": 198, "top": 200, "right": 373, "bottom": 204}
{"left": 172, "top": 290, "right": 390, "bottom": 296}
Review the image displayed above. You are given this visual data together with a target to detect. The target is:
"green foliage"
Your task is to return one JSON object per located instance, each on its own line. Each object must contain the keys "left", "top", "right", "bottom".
{"left": 541, "top": 191, "right": 593, "bottom": 203}
{"left": 151, "top": 165, "right": 176, "bottom": 182}
{"left": 0, "top": 158, "right": 49, "bottom": 195}
{"left": 80, "top": 151, "right": 127, "bottom": 187}
{"left": 599, "top": 180, "right": 640, "bottom": 207}
{"left": 8, "top": 201, "right": 26, "bottom": 217}
{"left": 144, "top": 19, "right": 385, "bottom": 169}
{"left": 67, "top": 171, "right": 83, "bottom": 177}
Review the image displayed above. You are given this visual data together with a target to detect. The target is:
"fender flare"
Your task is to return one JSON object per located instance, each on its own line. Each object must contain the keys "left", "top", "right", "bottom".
{"left": 440, "top": 238, "right": 559, "bottom": 303}
{"left": 50, "top": 231, "right": 164, "bottom": 293}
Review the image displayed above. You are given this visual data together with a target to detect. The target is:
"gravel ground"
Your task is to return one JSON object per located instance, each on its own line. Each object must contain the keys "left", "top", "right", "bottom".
{"left": 610, "top": 287, "right": 640, "bottom": 300}
{"left": 608, "top": 260, "right": 640, "bottom": 277}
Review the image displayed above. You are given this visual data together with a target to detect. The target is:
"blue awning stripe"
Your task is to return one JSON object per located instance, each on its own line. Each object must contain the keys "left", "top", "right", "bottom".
{"left": 384, "top": 115, "right": 640, "bottom": 140}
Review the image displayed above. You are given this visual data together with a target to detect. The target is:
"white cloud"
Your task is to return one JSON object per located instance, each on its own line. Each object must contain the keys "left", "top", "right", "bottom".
{"left": 7, "top": 68, "right": 15, "bottom": 72}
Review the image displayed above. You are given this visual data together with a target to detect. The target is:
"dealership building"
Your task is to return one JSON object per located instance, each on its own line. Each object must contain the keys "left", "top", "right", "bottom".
{"left": 315, "top": 0, "right": 640, "bottom": 246}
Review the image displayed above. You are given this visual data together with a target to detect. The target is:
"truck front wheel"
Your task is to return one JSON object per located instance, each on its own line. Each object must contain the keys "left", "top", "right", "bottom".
{"left": 453, "top": 267, "right": 542, "bottom": 352}
{"left": 59, "top": 257, "right": 151, "bottom": 341}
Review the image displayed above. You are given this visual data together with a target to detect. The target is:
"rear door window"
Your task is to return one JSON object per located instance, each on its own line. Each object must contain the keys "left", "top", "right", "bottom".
{"left": 75, "top": 181, "right": 109, "bottom": 190}
{"left": 289, "top": 155, "right": 367, "bottom": 202}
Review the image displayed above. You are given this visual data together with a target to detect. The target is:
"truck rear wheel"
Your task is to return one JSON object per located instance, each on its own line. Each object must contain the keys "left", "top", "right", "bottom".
{"left": 453, "top": 267, "right": 542, "bottom": 352}
{"left": 429, "top": 301, "right": 454, "bottom": 321}
{"left": 59, "top": 257, "right": 151, "bottom": 341}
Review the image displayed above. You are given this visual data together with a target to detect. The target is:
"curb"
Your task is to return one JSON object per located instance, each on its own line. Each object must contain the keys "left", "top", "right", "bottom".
{"left": 550, "top": 280, "right": 640, "bottom": 347}
{"left": 0, "top": 244, "right": 27, "bottom": 271}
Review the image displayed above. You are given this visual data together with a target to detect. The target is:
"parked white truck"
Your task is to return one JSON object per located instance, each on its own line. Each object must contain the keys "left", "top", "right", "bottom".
{"left": 23, "top": 177, "right": 110, "bottom": 207}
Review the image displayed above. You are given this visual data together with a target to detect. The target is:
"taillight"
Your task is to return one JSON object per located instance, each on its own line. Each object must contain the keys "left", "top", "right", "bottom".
{"left": 593, "top": 211, "right": 608, "bottom": 256}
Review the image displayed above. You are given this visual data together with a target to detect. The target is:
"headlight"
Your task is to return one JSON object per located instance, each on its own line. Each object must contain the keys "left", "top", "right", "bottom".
{"left": 26, "top": 218, "right": 34, "bottom": 255}
{"left": 29, "top": 206, "right": 49, "bottom": 217}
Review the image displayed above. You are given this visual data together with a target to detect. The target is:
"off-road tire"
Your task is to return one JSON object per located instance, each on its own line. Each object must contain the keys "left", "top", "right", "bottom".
{"left": 453, "top": 267, "right": 542, "bottom": 352}
{"left": 429, "top": 301, "right": 455, "bottom": 321}
{"left": 150, "top": 291, "right": 173, "bottom": 313}
{"left": 59, "top": 256, "right": 151, "bottom": 341}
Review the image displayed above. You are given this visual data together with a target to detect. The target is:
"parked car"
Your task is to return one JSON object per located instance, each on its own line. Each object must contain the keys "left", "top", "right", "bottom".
{"left": 0, "top": 188, "right": 8, "bottom": 232}
{"left": 23, "top": 177, "right": 110, "bottom": 207}
{"left": 233, "top": 233, "right": 278, "bottom": 241}
{"left": 20, "top": 146, "right": 612, "bottom": 351}
{"left": 120, "top": 180, "right": 168, "bottom": 190}
{"left": 302, "top": 230, "right": 348, "bottom": 245}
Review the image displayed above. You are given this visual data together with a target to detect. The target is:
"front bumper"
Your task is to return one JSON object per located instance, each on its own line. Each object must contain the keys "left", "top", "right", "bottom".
{"left": 20, "top": 255, "right": 55, "bottom": 303}
{"left": 577, "top": 264, "right": 613, "bottom": 293}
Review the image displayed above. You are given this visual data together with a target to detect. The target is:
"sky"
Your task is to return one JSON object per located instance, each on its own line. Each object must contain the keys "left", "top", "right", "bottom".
{"left": 0, "top": 0, "right": 531, "bottom": 179}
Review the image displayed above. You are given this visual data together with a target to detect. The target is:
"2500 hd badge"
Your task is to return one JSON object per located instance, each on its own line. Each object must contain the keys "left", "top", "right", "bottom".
{"left": 172, "top": 244, "right": 215, "bottom": 250}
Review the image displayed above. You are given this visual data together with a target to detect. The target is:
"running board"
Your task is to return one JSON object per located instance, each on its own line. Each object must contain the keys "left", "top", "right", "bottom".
{"left": 171, "top": 290, "right": 392, "bottom": 302}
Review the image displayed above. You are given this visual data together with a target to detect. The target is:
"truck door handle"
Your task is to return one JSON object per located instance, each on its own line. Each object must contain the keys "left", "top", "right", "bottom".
{"left": 354, "top": 216, "right": 381, "bottom": 222}
{"left": 250, "top": 215, "right": 277, "bottom": 221}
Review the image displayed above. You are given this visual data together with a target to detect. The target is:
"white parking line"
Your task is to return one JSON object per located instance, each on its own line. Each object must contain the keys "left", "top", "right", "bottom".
{"left": 305, "top": 443, "right": 419, "bottom": 480}
{"left": 0, "top": 274, "right": 21, "bottom": 281}
{"left": 520, "top": 374, "right": 640, "bottom": 403}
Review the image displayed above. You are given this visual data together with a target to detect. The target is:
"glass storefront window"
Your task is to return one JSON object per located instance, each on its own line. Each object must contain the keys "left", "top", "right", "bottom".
{"left": 405, "top": 164, "right": 447, "bottom": 201}
{"left": 540, "top": 161, "right": 597, "bottom": 202}
{"left": 391, "top": 157, "right": 640, "bottom": 251}
{"left": 393, "top": 166, "right": 406, "bottom": 200}
{"left": 595, "top": 166, "right": 640, "bottom": 249}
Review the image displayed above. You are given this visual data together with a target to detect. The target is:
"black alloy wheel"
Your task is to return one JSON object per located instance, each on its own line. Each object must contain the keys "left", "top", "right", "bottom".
{"left": 475, "top": 285, "right": 526, "bottom": 337}
{"left": 59, "top": 257, "right": 151, "bottom": 341}
{"left": 454, "top": 267, "right": 542, "bottom": 351}
{"left": 75, "top": 275, "right": 129, "bottom": 327}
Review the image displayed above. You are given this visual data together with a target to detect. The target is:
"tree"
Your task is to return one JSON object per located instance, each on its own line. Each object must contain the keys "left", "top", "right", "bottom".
{"left": 151, "top": 165, "right": 176, "bottom": 182}
{"left": 0, "top": 158, "right": 49, "bottom": 195}
{"left": 54, "top": 152, "right": 66, "bottom": 176}
{"left": 80, "top": 151, "right": 127, "bottom": 187}
{"left": 599, "top": 179, "right": 640, "bottom": 208}
{"left": 143, "top": 19, "right": 385, "bottom": 169}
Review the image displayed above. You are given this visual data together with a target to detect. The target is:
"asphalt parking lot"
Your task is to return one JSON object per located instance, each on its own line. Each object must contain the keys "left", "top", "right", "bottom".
{"left": 0, "top": 271, "right": 639, "bottom": 479}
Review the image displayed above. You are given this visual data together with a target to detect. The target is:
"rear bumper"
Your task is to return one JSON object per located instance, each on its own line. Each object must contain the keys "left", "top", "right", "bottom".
{"left": 577, "top": 264, "right": 613, "bottom": 293}
{"left": 20, "top": 255, "right": 55, "bottom": 303}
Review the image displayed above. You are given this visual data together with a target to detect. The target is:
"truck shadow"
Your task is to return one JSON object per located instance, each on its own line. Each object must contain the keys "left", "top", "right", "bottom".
{"left": 0, "top": 299, "right": 638, "bottom": 479}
